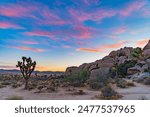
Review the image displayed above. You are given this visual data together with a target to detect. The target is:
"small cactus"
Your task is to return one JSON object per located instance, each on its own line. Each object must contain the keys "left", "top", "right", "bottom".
{"left": 16, "top": 56, "right": 36, "bottom": 90}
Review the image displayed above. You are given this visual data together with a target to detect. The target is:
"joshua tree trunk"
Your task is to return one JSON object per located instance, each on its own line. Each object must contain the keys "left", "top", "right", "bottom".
{"left": 25, "top": 79, "right": 29, "bottom": 90}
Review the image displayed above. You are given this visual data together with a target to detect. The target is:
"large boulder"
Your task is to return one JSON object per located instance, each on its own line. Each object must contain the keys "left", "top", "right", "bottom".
{"left": 143, "top": 40, "right": 150, "bottom": 59}
{"left": 89, "top": 67, "right": 110, "bottom": 79}
{"left": 118, "top": 56, "right": 127, "bottom": 65}
{"left": 78, "top": 63, "right": 92, "bottom": 71}
{"left": 131, "top": 72, "right": 150, "bottom": 81}
{"left": 127, "top": 66, "right": 141, "bottom": 75}
{"left": 145, "top": 58, "right": 150, "bottom": 70}
{"left": 89, "top": 63, "right": 98, "bottom": 71}
{"left": 143, "top": 49, "right": 150, "bottom": 59}
{"left": 65, "top": 66, "right": 79, "bottom": 76}
{"left": 98, "top": 56, "right": 115, "bottom": 68}
{"left": 127, "top": 61, "right": 149, "bottom": 75}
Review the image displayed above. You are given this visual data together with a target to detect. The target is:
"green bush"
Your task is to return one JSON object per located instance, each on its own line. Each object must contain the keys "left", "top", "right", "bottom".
{"left": 131, "top": 47, "right": 142, "bottom": 59}
{"left": 64, "top": 70, "right": 88, "bottom": 87}
{"left": 117, "top": 60, "right": 137, "bottom": 77}
{"left": 116, "top": 79, "right": 127, "bottom": 88}
{"left": 88, "top": 79, "right": 105, "bottom": 90}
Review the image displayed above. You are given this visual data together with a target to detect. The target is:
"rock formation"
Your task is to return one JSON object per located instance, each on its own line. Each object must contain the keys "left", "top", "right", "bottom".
{"left": 65, "top": 40, "right": 150, "bottom": 80}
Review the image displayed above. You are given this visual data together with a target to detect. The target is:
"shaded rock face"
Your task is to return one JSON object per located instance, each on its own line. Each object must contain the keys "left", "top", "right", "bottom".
{"left": 65, "top": 66, "right": 79, "bottom": 76}
{"left": 143, "top": 40, "right": 150, "bottom": 59}
{"left": 90, "top": 67, "right": 110, "bottom": 79}
{"left": 143, "top": 40, "right": 150, "bottom": 51}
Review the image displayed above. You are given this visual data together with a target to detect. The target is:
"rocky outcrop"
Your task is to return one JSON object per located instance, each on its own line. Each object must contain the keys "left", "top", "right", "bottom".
{"left": 65, "top": 40, "right": 150, "bottom": 80}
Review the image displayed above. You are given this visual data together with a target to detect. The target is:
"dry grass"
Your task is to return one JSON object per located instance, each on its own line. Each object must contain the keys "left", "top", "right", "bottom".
{"left": 5, "top": 95, "right": 23, "bottom": 100}
{"left": 126, "top": 81, "right": 135, "bottom": 87}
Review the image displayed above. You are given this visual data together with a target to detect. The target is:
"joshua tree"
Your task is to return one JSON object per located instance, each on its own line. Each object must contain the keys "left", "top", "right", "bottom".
{"left": 16, "top": 57, "right": 36, "bottom": 90}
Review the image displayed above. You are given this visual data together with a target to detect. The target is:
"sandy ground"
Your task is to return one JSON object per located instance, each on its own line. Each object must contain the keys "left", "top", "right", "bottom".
{"left": 0, "top": 81, "right": 150, "bottom": 100}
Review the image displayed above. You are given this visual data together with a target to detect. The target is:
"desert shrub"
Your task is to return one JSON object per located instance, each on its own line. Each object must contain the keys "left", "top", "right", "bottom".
{"left": 88, "top": 78, "right": 105, "bottom": 90}
{"left": 116, "top": 79, "right": 127, "bottom": 88}
{"left": 1, "top": 81, "right": 11, "bottom": 86}
{"left": 144, "top": 77, "right": 150, "bottom": 85}
{"left": 0, "top": 84, "right": 6, "bottom": 88}
{"left": 6, "top": 95, "right": 23, "bottom": 100}
{"left": 96, "top": 85, "right": 122, "bottom": 100}
{"left": 46, "top": 86, "right": 57, "bottom": 92}
{"left": 11, "top": 84, "right": 18, "bottom": 88}
{"left": 64, "top": 70, "right": 88, "bottom": 87}
{"left": 117, "top": 60, "right": 137, "bottom": 77}
{"left": 126, "top": 81, "right": 135, "bottom": 87}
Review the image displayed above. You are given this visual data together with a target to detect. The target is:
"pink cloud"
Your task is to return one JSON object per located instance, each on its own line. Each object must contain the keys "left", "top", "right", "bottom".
{"left": 113, "top": 26, "right": 127, "bottom": 35}
{"left": 0, "top": 3, "right": 37, "bottom": 17}
{"left": 62, "top": 45, "right": 72, "bottom": 49}
{"left": 119, "top": 1, "right": 146, "bottom": 16}
{"left": 69, "top": 8, "right": 116, "bottom": 22}
{"left": 25, "top": 24, "right": 95, "bottom": 40}
{"left": 21, "top": 40, "right": 39, "bottom": 45}
{"left": 25, "top": 31, "right": 55, "bottom": 39}
{"left": 77, "top": 41, "right": 127, "bottom": 52}
{"left": 72, "top": 25, "right": 95, "bottom": 39}
{"left": 36, "top": 7, "right": 67, "bottom": 26}
{"left": 10, "top": 46, "right": 45, "bottom": 52}
{"left": 0, "top": 21, "right": 22, "bottom": 29}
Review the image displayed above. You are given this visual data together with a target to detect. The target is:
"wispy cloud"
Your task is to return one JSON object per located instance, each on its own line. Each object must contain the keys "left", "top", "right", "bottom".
{"left": 119, "top": 0, "right": 146, "bottom": 16}
{"left": 69, "top": 8, "right": 116, "bottom": 23}
{"left": 62, "top": 45, "right": 72, "bottom": 49}
{"left": 77, "top": 41, "right": 127, "bottom": 53}
{"left": 20, "top": 40, "right": 39, "bottom": 45}
{"left": 113, "top": 26, "right": 127, "bottom": 35}
{"left": 0, "top": 2, "right": 37, "bottom": 18}
{"left": 9, "top": 46, "right": 45, "bottom": 52}
{"left": 25, "top": 30, "right": 55, "bottom": 39}
{"left": 0, "top": 21, "right": 22, "bottom": 29}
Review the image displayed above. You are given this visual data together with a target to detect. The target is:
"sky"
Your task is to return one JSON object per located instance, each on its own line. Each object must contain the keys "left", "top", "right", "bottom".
{"left": 0, "top": 0, "right": 150, "bottom": 71}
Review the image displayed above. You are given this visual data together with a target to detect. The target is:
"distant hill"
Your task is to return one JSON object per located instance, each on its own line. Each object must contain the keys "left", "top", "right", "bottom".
{"left": 0, "top": 69, "right": 64, "bottom": 75}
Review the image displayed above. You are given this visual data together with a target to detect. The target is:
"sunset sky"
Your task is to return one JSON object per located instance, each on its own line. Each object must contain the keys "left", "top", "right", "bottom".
{"left": 0, "top": 0, "right": 150, "bottom": 71}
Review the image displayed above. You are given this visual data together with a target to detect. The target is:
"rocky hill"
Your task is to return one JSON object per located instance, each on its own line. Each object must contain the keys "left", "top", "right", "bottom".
{"left": 65, "top": 40, "right": 150, "bottom": 80}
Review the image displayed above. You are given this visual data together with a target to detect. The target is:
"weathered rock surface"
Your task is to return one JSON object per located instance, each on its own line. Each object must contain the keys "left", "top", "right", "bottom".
{"left": 90, "top": 67, "right": 110, "bottom": 79}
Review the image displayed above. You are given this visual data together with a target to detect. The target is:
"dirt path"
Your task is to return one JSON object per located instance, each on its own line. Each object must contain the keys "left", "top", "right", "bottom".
{"left": 116, "top": 82, "right": 150, "bottom": 100}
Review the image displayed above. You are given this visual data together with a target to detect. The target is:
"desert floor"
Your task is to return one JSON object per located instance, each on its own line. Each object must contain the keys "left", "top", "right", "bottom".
{"left": 0, "top": 81, "right": 150, "bottom": 100}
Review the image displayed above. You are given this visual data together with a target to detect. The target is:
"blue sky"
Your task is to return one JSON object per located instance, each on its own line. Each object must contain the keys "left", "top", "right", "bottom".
{"left": 0, "top": 0, "right": 150, "bottom": 71}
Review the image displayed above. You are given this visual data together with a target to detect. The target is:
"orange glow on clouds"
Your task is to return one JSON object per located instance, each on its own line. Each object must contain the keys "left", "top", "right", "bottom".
{"left": 77, "top": 41, "right": 127, "bottom": 53}
{"left": 136, "top": 39, "right": 149, "bottom": 47}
